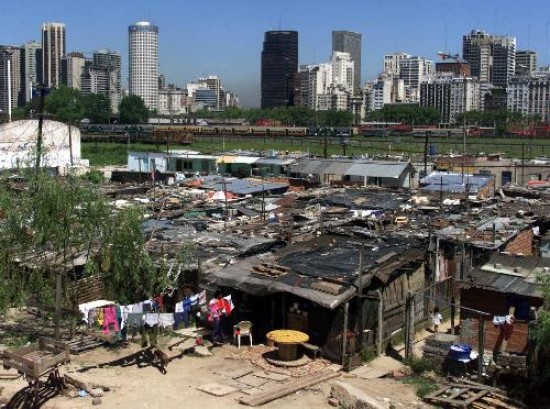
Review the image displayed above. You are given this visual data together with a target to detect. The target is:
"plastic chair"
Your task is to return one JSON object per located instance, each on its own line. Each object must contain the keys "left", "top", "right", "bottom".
{"left": 233, "top": 321, "right": 253, "bottom": 348}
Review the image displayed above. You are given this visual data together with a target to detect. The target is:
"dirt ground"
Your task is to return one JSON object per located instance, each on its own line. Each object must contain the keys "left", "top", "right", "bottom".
{"left": 0, "top": 309, "right": 429, "bottom": 409}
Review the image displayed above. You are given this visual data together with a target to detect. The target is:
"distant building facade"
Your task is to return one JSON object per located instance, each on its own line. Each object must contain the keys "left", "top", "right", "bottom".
{"left": 128, "top": 21, "right": 159, "bottom": 110}
{"left": 515, "top": 50, "right": 537, "bottom": 76}
{"left": 81, "top": 50, "right": 122, "bottom": 114}
{"left": 0, "top": 46, "right": 23, "bottom": 115}
{"left": 507, "top": 67, "right": 550, "bottom": 122}
{"left": 42, "top": 22, "right": 66, "bottom": 88}
{"left": 61, "top": 51, "right": 86, "bottom": 90}
{"left": 462, "top": 30, "right": 516, "bottom": 87}
{"left": 22, "top": 41, "right": 42, "bottom": 103}
{"left": 261, "top": 31, "right": 298, "bottom": 109}
{"left": 420, "top": 73, "right": 480, "bottom": 124}
{"left": 332, "top": 31, "right": 362, "bottom": 95}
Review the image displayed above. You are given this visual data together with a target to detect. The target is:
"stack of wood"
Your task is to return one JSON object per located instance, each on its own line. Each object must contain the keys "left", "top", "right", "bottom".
{"left": 422, "top": 333, "right": 460, "bottom": 365}
{"left": 424, "top": 378, "right": 527, "bottom": 409}
{"left": 251, "top": 263, "right": 290, "bottom": 278}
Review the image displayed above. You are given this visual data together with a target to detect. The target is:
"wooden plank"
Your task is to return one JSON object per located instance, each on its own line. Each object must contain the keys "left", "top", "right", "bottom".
{"left": 239, "top": 370, "right": 339, "bottom": 407}
{"left": 463, "top": 389, "right": 491, "bottom": 405}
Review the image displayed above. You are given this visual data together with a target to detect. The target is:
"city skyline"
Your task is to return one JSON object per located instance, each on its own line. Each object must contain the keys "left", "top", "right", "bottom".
{"left": 0, "top": 0, "right": 549, "bottom": 107}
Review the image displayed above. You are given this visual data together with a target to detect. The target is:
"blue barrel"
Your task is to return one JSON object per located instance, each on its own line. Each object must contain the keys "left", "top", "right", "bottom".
{"left": 429, "top": 144, "right": 437, "bottom": 156}
{"left": 449, "top": 344, "right": 472, "bottom": 361}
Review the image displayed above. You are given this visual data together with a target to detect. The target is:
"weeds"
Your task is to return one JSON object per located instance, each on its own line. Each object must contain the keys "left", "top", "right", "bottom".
{"left": 400, "top": 376, "right": 439, "bottom": 398}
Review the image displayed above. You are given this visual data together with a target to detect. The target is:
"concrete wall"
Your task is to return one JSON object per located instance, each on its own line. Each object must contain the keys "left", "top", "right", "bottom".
{"left": 0, "top": 119, "right": 81, "bottom": 169}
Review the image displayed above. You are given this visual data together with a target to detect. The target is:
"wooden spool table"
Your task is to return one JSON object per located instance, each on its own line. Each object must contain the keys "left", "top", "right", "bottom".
{"left": 266, "top": 330, "right": 309, "bottom": 361}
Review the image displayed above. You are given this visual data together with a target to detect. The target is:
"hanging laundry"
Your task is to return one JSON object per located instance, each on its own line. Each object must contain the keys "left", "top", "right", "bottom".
{"left": 158, "top": 313, "right": 175, "bottom": 329}
{"left": 144, "top": 313, "right": 159, "bottom": 327}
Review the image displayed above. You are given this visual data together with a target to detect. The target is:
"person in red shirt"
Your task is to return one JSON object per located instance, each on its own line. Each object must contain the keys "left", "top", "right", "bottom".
{"left": 210, "top": 290, "right": 230, "bottom": 344}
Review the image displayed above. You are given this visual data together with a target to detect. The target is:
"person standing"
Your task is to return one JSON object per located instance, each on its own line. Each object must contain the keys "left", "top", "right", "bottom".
{"left": 431, "top": 307, "right": 443, "bottom": 333}
{"left": 209, "top": 290, "right": 229, "bottom": 344}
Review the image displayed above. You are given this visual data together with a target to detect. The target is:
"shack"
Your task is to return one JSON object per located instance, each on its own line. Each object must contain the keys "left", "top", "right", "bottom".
{"left": 458, "top": 253, "right": 547, "bottom": 356}
{"left": 207, "top": 233, "right": 437, "bottom": 365}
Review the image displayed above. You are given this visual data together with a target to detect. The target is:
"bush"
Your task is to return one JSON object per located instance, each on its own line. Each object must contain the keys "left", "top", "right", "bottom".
{"left": 400, "top": 376, "right": 439, "bottom": 398}
{"left": 83, "top": 170, "right": 104, "bottom": 184}
{"left": 405, "top": 357, "right": 438, "bottom": 375}
{"left": 360, "top": 346, "right": 377, "bottom": 363}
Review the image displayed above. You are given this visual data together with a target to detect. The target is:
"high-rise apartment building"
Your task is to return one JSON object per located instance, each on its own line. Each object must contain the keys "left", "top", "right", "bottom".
{"left": 420, "top": 73, "right": 480, "bottom": 124}
{"left": 507, "top": 68, "right": 550, "bottom": 122}
{"left": 261, "top": 31, "right": 298, "bottom": 109}
{"left": 0, "top": 46, "right": 23, "bottom": 115}
{"left": 515, "top": 50, "right": 537, "bottom": 76}
{"left": 22, "top": 41, "right": 42, "bottom": 103}
{"left": 383, "top": 53, "right": 411, "bottom": 77}
{"left": 81, "top": 50, "right": 122, "bottom": 113}
{"left": 398, "top": 56, "right": 434, "bottom": 101}
{"left": 61, "top": 52, "right": 86, "bottom": 89}
{"left": 42, "top": 22, "right": 66, "bottom": 88}
{"left": 128, "top": 21, "right": 159, "bottom": 110}
{"left": 332, "top": 31, "right": 362, "bottom": 95}
{"left": 462, "top": 30, "right": 516, "bottom": 87}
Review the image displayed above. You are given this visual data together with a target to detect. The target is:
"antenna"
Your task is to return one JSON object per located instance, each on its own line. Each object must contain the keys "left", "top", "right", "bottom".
{"left": 444, "top": 24, "right": 448, "bottom": 52}
{"left": 278, "top": 15, "right": 282, "bottom": 31}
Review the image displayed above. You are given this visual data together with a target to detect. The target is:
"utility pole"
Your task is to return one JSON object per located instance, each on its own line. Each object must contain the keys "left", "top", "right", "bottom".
{"left": 35, "top": 87, "right": 46, "bottom": 172}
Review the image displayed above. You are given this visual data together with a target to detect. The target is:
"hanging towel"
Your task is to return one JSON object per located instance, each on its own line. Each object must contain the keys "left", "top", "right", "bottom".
{"left": 198, "top": 291, "right": 207, "bottom": 306}
{"left": 144, "top": 313, "right": 159, "bottom": 327}
{"left": 158, "top": 313, "right": 175, "bottom": 329}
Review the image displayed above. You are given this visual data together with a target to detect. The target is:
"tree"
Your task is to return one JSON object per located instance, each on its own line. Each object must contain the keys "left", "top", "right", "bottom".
{"left": 119, "top": 95, "right": 149, "bottom": 124}
{"left": 82, "top": 93, "right": 110, "bottom": 123}
{"left": 0, "top": 171, "right": 168, "bottom": 339}
{"left": 44, "top": 86, "right": 84, "bottom": 123}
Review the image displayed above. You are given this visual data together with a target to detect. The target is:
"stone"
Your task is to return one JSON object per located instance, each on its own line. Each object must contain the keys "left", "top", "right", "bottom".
{"left": 92, "top": 397, "right": 102, "bottom": 406}
{"left": 90, "top": 388, "right": 104, "bottom": 397}
{"left": 331, "top": 381, "right": 385, "bottom": 409}
{"left": 328, "top": 397, "right": 340, "bottom": 407}
{"left": 194, "top": 345, "right": 213, "bottom": 357}
{"left": 66, "top": 389, "right": 79, "bottom": 398}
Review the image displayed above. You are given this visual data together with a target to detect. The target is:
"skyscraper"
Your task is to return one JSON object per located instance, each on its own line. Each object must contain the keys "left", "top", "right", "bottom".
{"left": 0, "top": 46, "right": 22, "bottom": 115}
{"left": 42, "top": 22, "right": 66, "bottom": 88}
{"left": 515, "top": 50, "right": 537, "bottom": 75}
{"left": 261, "top": 31, "right": 298, "bottom": 109}
{"left": 462, "top": 30, "right": 516, "bottom": 87}
{"left": 61, "top": 52, "right": 86, "bottom": 89}
{"left": 22, "top": 40, "right": 41, "bottom": 103}
{"left": 128, "top": 21, "right": 158, "bottom": 110}
{"left": 332, "top": 31, "right": 362, "bottom": 95}
{"left": 81, "top": 50, "right": 122, "bottom": 113}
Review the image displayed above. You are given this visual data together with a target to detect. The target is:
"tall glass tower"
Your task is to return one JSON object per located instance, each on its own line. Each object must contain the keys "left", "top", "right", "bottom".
{"left": 261, "top": 31, "right": 298, "bottom": 109}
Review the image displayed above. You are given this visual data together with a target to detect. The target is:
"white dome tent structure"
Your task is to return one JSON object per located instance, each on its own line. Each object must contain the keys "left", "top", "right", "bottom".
{"left": 0, "top": 119, "right": 87, "bottom": 170}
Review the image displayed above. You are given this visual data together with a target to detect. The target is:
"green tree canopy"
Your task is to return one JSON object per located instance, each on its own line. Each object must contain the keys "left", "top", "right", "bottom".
{"left": 364, "top": 105, "right": 440, "bottom": 126}
{"left": 119, "top": 95, "right": 150, "bottom": 124}
{"left": 44, "top": 86, "right": 84, "bottom": 123}
{"left": 81, "top": 93, "right": 111, "bottom": 123}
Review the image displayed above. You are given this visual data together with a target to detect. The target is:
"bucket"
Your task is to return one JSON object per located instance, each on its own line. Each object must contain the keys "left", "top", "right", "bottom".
{"left": 449, "top": 344, "right": 472, "bottom": 361}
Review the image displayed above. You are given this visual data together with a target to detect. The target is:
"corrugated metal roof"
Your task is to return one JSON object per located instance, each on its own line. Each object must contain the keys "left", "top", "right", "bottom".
{"left": 256, "top": 158, "right": 296, "bottom": 166}
{"left": 459, "top": 254, "right": 550, "bottom": 297}
{"left": 347, "top": 162, "right": 411, "bottom": 179}
{"left": 294, "top": 159, "right": 412, "bottom": 178}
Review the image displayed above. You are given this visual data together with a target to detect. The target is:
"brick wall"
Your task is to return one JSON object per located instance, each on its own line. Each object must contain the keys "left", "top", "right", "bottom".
{"left": 504, "top": 228, "right": 534, "bottom": 255}
{"left": 460, "top": 288, "right": 541, "bottom": 354}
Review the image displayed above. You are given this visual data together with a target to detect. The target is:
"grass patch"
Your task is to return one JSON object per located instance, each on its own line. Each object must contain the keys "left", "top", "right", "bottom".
{"left": 404, "top": 356, "right": 438, "bottom": 375}
{"left": 400, "top": 376, "right": 439, "bottom": 398}
{"left": 359, "top": 346, "right": 377, "bottom": 363}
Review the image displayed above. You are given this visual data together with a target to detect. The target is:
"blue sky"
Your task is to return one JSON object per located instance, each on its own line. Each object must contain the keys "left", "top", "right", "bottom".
{"left": 1, "top": 0, "right": 549, "bottom": 107}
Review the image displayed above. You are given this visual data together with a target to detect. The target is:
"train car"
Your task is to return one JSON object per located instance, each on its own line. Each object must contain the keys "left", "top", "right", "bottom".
{"left": 152, "top": 127, "right": 193, "bottom": 145}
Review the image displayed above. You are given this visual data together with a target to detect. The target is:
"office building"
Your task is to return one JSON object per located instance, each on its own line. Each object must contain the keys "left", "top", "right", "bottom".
{"left": 398, "top": 56, "right": 434, "bottom": 101}
{"left": 0, "top": 46, "right": 23, "bottom": 115}
{"left": 21, "top": 41, "right": 42, "bottom": 103}
{"left": 420, "top": 73, "right": 480, "bottom": 124}
{"left": 332, "top": 31, "right": 362, "bottom": 94}
{"left": 61, "top": 52, "right": 86, "bottom": 89}
{"left": 42, "top": 22, "right": 66, "bottom": 88}
{"left": 261, "top": 30, "right": 298, "bottom": 109}
{"left": 507, "top": 68, "right": 550, "bottom": 122}
{"left": 515, "top": 50, "right": 537, "bottom": 76}
{"left": 158, "top": 85, "right": 187, "bottom": 116}
{"left": 436, "top": 59, "right": 472, "bottom": 77}
{"left": 81, "top": 50, "right": 122, "bottom": 113}
{"left": 462, "top": 30, "right": 516, "bottom": 87}
{"left": 128, "top": 21, "right": 159, "bottom": 110}
{"left": 383, "top": 53, "right": 411, "bottom": 77}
